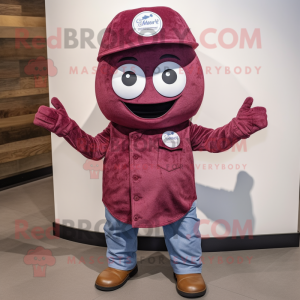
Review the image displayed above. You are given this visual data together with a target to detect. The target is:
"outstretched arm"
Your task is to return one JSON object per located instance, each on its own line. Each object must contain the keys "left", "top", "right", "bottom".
{"left": 191, "top": 97, "right": 268, "bottom": 152}
{"left": 33, "top": 97, "right": 110, "bottom": 160}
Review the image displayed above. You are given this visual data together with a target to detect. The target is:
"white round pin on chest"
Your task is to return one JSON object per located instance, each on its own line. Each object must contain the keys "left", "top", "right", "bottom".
{"left": 162, "top": 131, "right": 180, "bottom": 148}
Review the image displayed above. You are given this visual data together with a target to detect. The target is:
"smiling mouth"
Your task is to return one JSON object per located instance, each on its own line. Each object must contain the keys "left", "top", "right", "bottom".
{"left": 122, "top": 99, "right": 177, "bottom": 119}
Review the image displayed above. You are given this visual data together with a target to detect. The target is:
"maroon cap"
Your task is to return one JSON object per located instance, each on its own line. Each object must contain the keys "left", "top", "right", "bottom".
{"left": 97, "top": 6, "right": 199, "bottom": 62}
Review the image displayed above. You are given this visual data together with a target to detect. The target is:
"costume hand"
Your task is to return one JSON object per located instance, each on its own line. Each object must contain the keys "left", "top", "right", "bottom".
{"left": 233, "top": 97, "right": 268, "bottom": 138}
{"left": 33, "top": 97, "right": 73, "bottom": 137}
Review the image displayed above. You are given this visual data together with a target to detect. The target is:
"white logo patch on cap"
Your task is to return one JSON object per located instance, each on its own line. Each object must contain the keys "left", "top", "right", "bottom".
{"left": 162, "top": 131, "right": 180, "bottom": 148}
{"left": 132, "top": 11, "right": 163, "bottom": 37}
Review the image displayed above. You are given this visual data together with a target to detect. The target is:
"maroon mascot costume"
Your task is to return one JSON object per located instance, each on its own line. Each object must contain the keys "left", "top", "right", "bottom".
{"left": 34, "top": 7, "right": 267, "bottom": 298}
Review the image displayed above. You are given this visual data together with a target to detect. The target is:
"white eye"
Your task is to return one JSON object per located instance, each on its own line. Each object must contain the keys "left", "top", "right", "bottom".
{"left": 153, "top": 61, "right": 186, "bottom": 97}
{"left": 112, "top": 64, "right": 146, "bottom": 99}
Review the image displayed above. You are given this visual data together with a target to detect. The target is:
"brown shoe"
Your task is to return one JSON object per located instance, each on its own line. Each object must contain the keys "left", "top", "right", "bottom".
{"left": 174, "top": 273, "right": 207, "bottom": 298}
{"left": 95, "top": 265, "right": 138, "bottom": 291}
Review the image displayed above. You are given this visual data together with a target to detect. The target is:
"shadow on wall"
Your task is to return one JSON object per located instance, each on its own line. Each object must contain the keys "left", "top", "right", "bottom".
{"left": 196, "top": 171, "right": 255, "bottom": 236}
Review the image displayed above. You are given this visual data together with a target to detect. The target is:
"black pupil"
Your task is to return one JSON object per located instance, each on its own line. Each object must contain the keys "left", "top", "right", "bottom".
{"left": 162, "top": 69, "right": 177, "bottom": 84}
{"left": 122, "top": 71, "right": 137, "bottom": 86}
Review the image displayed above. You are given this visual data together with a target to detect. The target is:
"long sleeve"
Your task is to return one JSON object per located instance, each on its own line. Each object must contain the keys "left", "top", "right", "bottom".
{"left": 62, "top": 121, "right": 111, "bottom": 161}
{"left": 190, "top": 98, "right": 268, "bottom": 152}
{"left": 190, "top": 119, "right": 245, "bottom": 153}
{"left": 33, "top": 97, "right": 111, "bottom": 161}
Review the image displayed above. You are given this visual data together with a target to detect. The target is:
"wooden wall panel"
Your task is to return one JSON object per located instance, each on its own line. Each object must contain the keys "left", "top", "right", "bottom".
{"left": 0, "top": 77, "right": 19, "bottom": 91}
{"left": 20, "top": 0, "right": 46, "bottom": 17}
{"left": 0, "top": 60, "right": 19, "bottom": 78}
{"left": 0, "top": 0, "right": 46, "bottom": 17}
{"left": 0, "top": 113, "right": 35, "bottom": 129}
{"left": 0, "top": 38, "right": 47, "bottom": 60}
{"left": 0, "top": 15, "right": 45, "bottom": 27}
{"left": 0, "top": 3, "right": 22, "bottom": 16}
{"left": 0, "top": 87, "right": 49, "bottom": 99}
{"left": 0, "top": 152, "right": 52, "bottom": 180}
{"left": 0, "top": 94, "right": 49, "bottom": 117}
{"left": 0, "top": 114, "right": 50, "bottom": 145}
{"left": 0, "top": 0, "right": 51, "bottom": 180}
{"left": 0, "top": 76, "right": 48, "bottom": 92}
{"left": 20, "top": 76, "right": 48, "bottom": 89}
{"left": 0, "top": 135, "right": 51, "bottom": 163}
{"left": 0, "top": 26, "right": 46, "bottom": 38}
{"left": 0, "top": 124, "right": 49, "bottom": 145}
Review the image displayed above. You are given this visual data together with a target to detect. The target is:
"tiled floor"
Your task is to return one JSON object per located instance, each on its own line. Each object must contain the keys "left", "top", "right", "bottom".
{"left": 0, "top": 177, "right": 299, "bottom": 300}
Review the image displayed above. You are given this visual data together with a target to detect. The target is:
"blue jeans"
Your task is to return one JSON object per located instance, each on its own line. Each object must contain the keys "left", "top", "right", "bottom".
{"left": 104, "top": 200, "right": 202, "bottom": 274}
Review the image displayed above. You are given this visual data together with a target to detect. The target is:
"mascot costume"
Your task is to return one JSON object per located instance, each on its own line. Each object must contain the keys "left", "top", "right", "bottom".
{"left": 34, "top": 7, "right": 267, "bottom": 298}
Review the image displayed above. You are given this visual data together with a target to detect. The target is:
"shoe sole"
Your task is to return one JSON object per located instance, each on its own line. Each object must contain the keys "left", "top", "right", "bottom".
{"left": 95, "top": 265, "right": 138, "bottom": 292}
{"left": 174, "top": 273, "right": 207, "bottom": 298}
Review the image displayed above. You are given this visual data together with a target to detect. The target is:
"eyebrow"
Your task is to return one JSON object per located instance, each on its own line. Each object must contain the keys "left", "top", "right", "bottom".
{"left": 160, "top": 54, "right": 180, "bottom": 60}
{"left": 118, "top": 56, "right": 138, "bottom": 62}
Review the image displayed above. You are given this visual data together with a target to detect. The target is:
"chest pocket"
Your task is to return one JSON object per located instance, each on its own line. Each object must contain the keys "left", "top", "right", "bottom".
{"left": 157, "top": 138, "right": 183, "bottom": 172}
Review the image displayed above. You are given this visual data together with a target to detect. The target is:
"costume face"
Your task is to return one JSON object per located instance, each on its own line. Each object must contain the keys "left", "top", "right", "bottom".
{"left": 95, "top": 43, "right": 204, "bottom": 129}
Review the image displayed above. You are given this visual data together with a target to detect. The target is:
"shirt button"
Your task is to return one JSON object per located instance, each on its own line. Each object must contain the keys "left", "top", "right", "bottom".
{"left": 134, "top": 195, "right": 140, "bottom": 201}
{"left": 133, "top": 175, "right": 139, "bottom": 181}
{"left": 134, "top": 215, "right": 139, "bottom": 221}
{"left": 133, "top": 154, "right": 139, "bottom": 160}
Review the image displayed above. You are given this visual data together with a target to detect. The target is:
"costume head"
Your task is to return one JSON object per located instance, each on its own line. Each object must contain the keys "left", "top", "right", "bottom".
{"left": 95, "top": 6, "right": 204, "bottom": 129}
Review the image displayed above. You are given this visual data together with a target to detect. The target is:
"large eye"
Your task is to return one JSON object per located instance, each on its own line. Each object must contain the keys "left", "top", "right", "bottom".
{"left": 153, "top": 61, "right": 186, "bottom": 97}
{"left": 112, "top": 64, "right": 146, "bottom": 99}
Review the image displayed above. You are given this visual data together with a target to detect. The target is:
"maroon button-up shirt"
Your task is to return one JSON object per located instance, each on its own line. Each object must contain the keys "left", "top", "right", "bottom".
{"left": 64, "top": 119, "right": 245, "bottom": 228}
